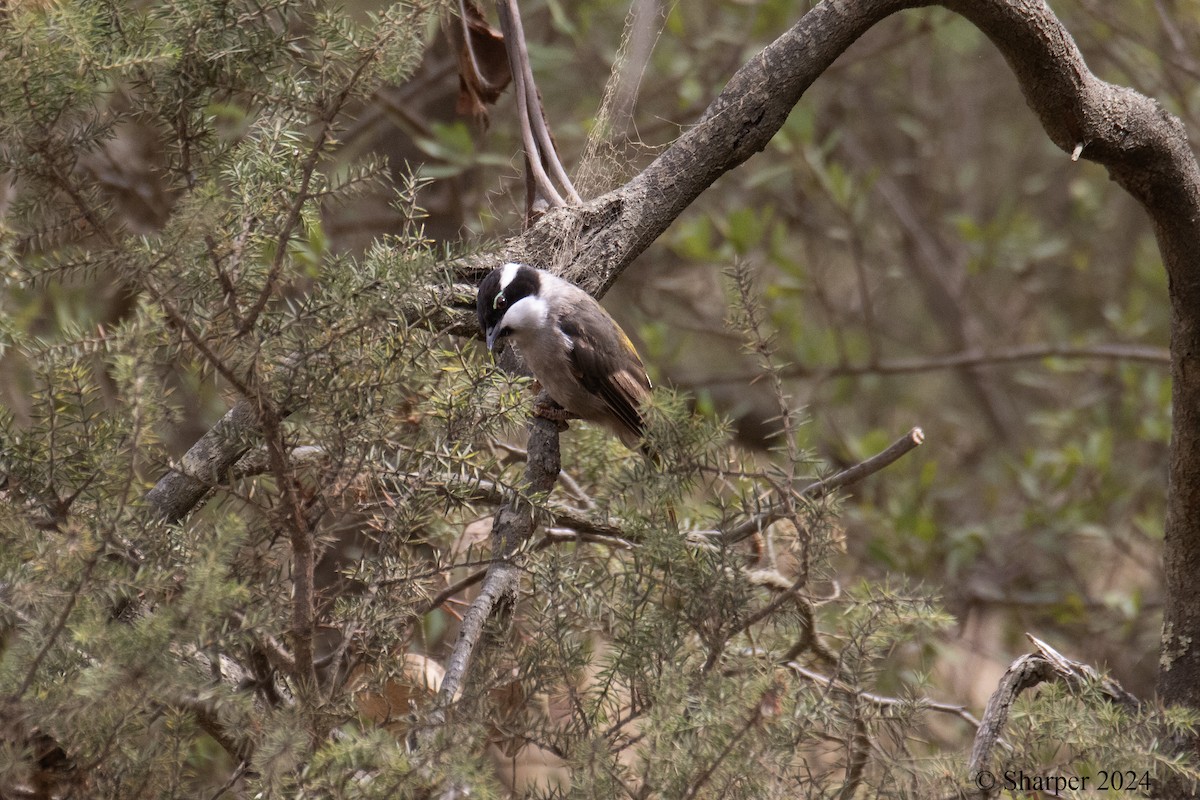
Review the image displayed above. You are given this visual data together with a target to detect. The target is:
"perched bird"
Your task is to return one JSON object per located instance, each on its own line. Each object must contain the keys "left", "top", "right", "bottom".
{"left": 476, "top": 263, "right": 652, "bottom": 449}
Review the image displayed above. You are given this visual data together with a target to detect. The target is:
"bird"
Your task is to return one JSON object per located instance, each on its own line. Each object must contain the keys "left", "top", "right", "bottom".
{"left": 476, "top": 263, "right": 652, "bottom": 449}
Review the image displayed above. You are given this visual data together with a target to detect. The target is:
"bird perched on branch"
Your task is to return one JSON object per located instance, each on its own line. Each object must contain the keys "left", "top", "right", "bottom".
{"left": 477, "top": 263, "right": 652, "bottom": 449}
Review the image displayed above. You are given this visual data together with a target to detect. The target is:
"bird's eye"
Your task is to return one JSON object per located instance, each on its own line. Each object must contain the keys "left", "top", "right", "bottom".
{"left": 493, "top": 293, "right": 507, "bottom": 310}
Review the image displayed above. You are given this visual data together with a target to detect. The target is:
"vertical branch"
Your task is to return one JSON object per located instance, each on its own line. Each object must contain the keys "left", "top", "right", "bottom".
{"left": 429, "top": 411, "right": 561, "bottom": 724}
{"left": 428, "top": 0, "right": 578, "bottom": 719}
{"left": 499, "top": 0, "right": 581, "bottom": 204}
{"left": 496, "top": 0, "right": 581, "bottom": 219}
{"left": 260, "top": 408, "right": 318, "bottom": 688}
{"left": 838, "top": 709, "right": 870, "bottom": 800}
{"left": 727, "top": 261, "right": 810, "bottom": 581}
{"left": 837, "top": 130, "right": 1021, "bottom": 441}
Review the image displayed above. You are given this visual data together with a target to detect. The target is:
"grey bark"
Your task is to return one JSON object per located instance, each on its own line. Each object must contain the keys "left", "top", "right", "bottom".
{"left": 969, "top": 635, "right": 1139, "bottom": 798}
{"left": 429, "top": 409, "right": 561, "bottom": 726}
{"left": 145, "top": 400, "right": 263, "bottom": 522}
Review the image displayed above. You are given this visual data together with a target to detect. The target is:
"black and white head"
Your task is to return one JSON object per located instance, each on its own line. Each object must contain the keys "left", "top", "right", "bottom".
{"left": 476, "top": 262, "right": 653, "bottom": 449}
{"left": 476, "top": 262, "right": 547, "bottom": 353}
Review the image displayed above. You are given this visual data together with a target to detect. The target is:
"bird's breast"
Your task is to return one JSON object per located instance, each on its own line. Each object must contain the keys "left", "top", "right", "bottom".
{"left": 510, "top": 331, "right": 603, "bottom": 420}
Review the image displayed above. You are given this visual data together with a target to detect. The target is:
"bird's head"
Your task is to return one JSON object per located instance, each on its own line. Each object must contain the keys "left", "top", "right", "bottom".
{"left": 476, "top": 262, "right": 547, "bottom": 352}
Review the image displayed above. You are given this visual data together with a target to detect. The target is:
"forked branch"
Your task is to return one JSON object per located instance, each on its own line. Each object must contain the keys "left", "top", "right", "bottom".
{"left": 496, "top": 0, "right": 581, "bottom": 219}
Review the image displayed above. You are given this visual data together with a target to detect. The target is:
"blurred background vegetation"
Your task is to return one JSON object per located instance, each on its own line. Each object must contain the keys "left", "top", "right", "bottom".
{"left": 0, "top": 0, "right": 1193, "bottom": 795}
{"left": 327, "top": 0, "right": 1181, "bottom": 701}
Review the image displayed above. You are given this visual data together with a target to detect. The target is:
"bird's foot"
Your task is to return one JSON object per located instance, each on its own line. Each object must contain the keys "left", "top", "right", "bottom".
{"left": 533, "top": 392, "right": 576, "bottom": 431}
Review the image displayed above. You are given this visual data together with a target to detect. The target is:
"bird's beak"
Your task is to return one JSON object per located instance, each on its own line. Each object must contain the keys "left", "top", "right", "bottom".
{"left": 485, "top": 326, "right": 501, "bottom": 353}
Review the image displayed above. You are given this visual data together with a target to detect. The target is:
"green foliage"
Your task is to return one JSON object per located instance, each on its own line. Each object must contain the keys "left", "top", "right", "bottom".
{"left": 0, "top": 0, "right": 1195, "bottom": 797}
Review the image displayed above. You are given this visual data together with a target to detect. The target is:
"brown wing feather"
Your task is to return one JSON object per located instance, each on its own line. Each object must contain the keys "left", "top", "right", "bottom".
{"left": 560, "top": 317, "right": 651, "bottom": 439}
{"left": 595, "top": 366, "right": 651, "bottom": 437}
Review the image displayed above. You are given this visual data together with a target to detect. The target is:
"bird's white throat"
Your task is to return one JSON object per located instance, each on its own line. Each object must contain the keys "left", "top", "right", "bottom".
{"left": 500, "top": 294, "right": 550, "bottom": 335}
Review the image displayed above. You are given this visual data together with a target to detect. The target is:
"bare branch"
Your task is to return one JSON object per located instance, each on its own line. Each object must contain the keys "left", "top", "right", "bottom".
{"left": 229, "top": 445, "right": 325, "bottom": 481}
{"left": 968, "top": 633, "right": 1139, "bottom": 795}
{"left": 427, "top": 411, "right": 562, "bottom": 727}
{"left": 1022, "top": 633, "right": 1139, "bottom": 709}
{"left": 259, "top": 412, "right": 318, "bottom": 687}
{"left": 721, "top": 427, "right": 925, "bottom": 545}
{"left": 803, "top": 427, "right": 925, "bottom": 501}
{"left": 145, "top": 402, "right": 263, "bottom": 521}
{"left": 495, "top": 0, "right": 577, "bottom": 216}
{"left": 498, "top": 0, "right": 580, "bottom": 204}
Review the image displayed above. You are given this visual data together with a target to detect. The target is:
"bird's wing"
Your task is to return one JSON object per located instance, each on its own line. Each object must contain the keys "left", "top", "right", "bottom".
{"left": 559, "top": 315, "right": 651, "bottom": 439}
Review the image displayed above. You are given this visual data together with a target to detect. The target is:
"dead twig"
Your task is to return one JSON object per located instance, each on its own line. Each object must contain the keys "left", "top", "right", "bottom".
{"left": 968, "top": 633, "right": 1138, "bottom": 796}
{"left": 721, "top": 427, "right": 925, "bottom": 545}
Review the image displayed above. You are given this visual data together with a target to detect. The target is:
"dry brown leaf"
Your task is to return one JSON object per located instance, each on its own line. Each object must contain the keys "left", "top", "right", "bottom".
{"left": 453, "top": 0, "right": 512, "bottom": 125}
{"left": 351, "top": 653, "right": 447, "bottom": 734}
{"left": 449, "top": 515, "right": 494, "bottom": 565}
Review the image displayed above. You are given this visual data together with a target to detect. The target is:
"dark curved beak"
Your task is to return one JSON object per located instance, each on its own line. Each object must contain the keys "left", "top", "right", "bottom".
{"left": 485, "top": 326, "right": 502, "bottom": 352}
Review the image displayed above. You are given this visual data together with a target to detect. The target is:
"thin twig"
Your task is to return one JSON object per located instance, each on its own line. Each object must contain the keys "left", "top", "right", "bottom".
{"left": 728, "top": 260, "right": 810, "bottom": 584}
{"left": 839, "top": 712, "right": 870, "bottom": 800}
{"left": 229, "top": 611, "right": 297, "bottom": 676}
{"left": 146, "top": 283, "right": 253, "bottom": 398}
{"left": 786, "top": 662, "right": 981, "bottom": 729}
{"left": 420, "top": 526, "right": 633, "bottom": 614}
{"left": 238, "top": 41, "right": 384, "bottom": 337}
{"left": 721, "top": 427, "right": 925, "bottom": 545}
{"left": 229, "top": 445, "right": 325, "bottom": 480}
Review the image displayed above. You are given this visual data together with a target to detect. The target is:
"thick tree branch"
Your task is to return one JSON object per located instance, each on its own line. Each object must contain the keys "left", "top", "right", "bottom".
{"left": 494, "top": 0, "right": 1196, "bottom": 302}
{"left": 144, "top": 400, "right": 264, "bottom": 522}
{"left": 496, "top": 0, "right": 913, "bottom": 292}
{"left": 921, "top": 1, "right": 1200, "bottom": 741}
